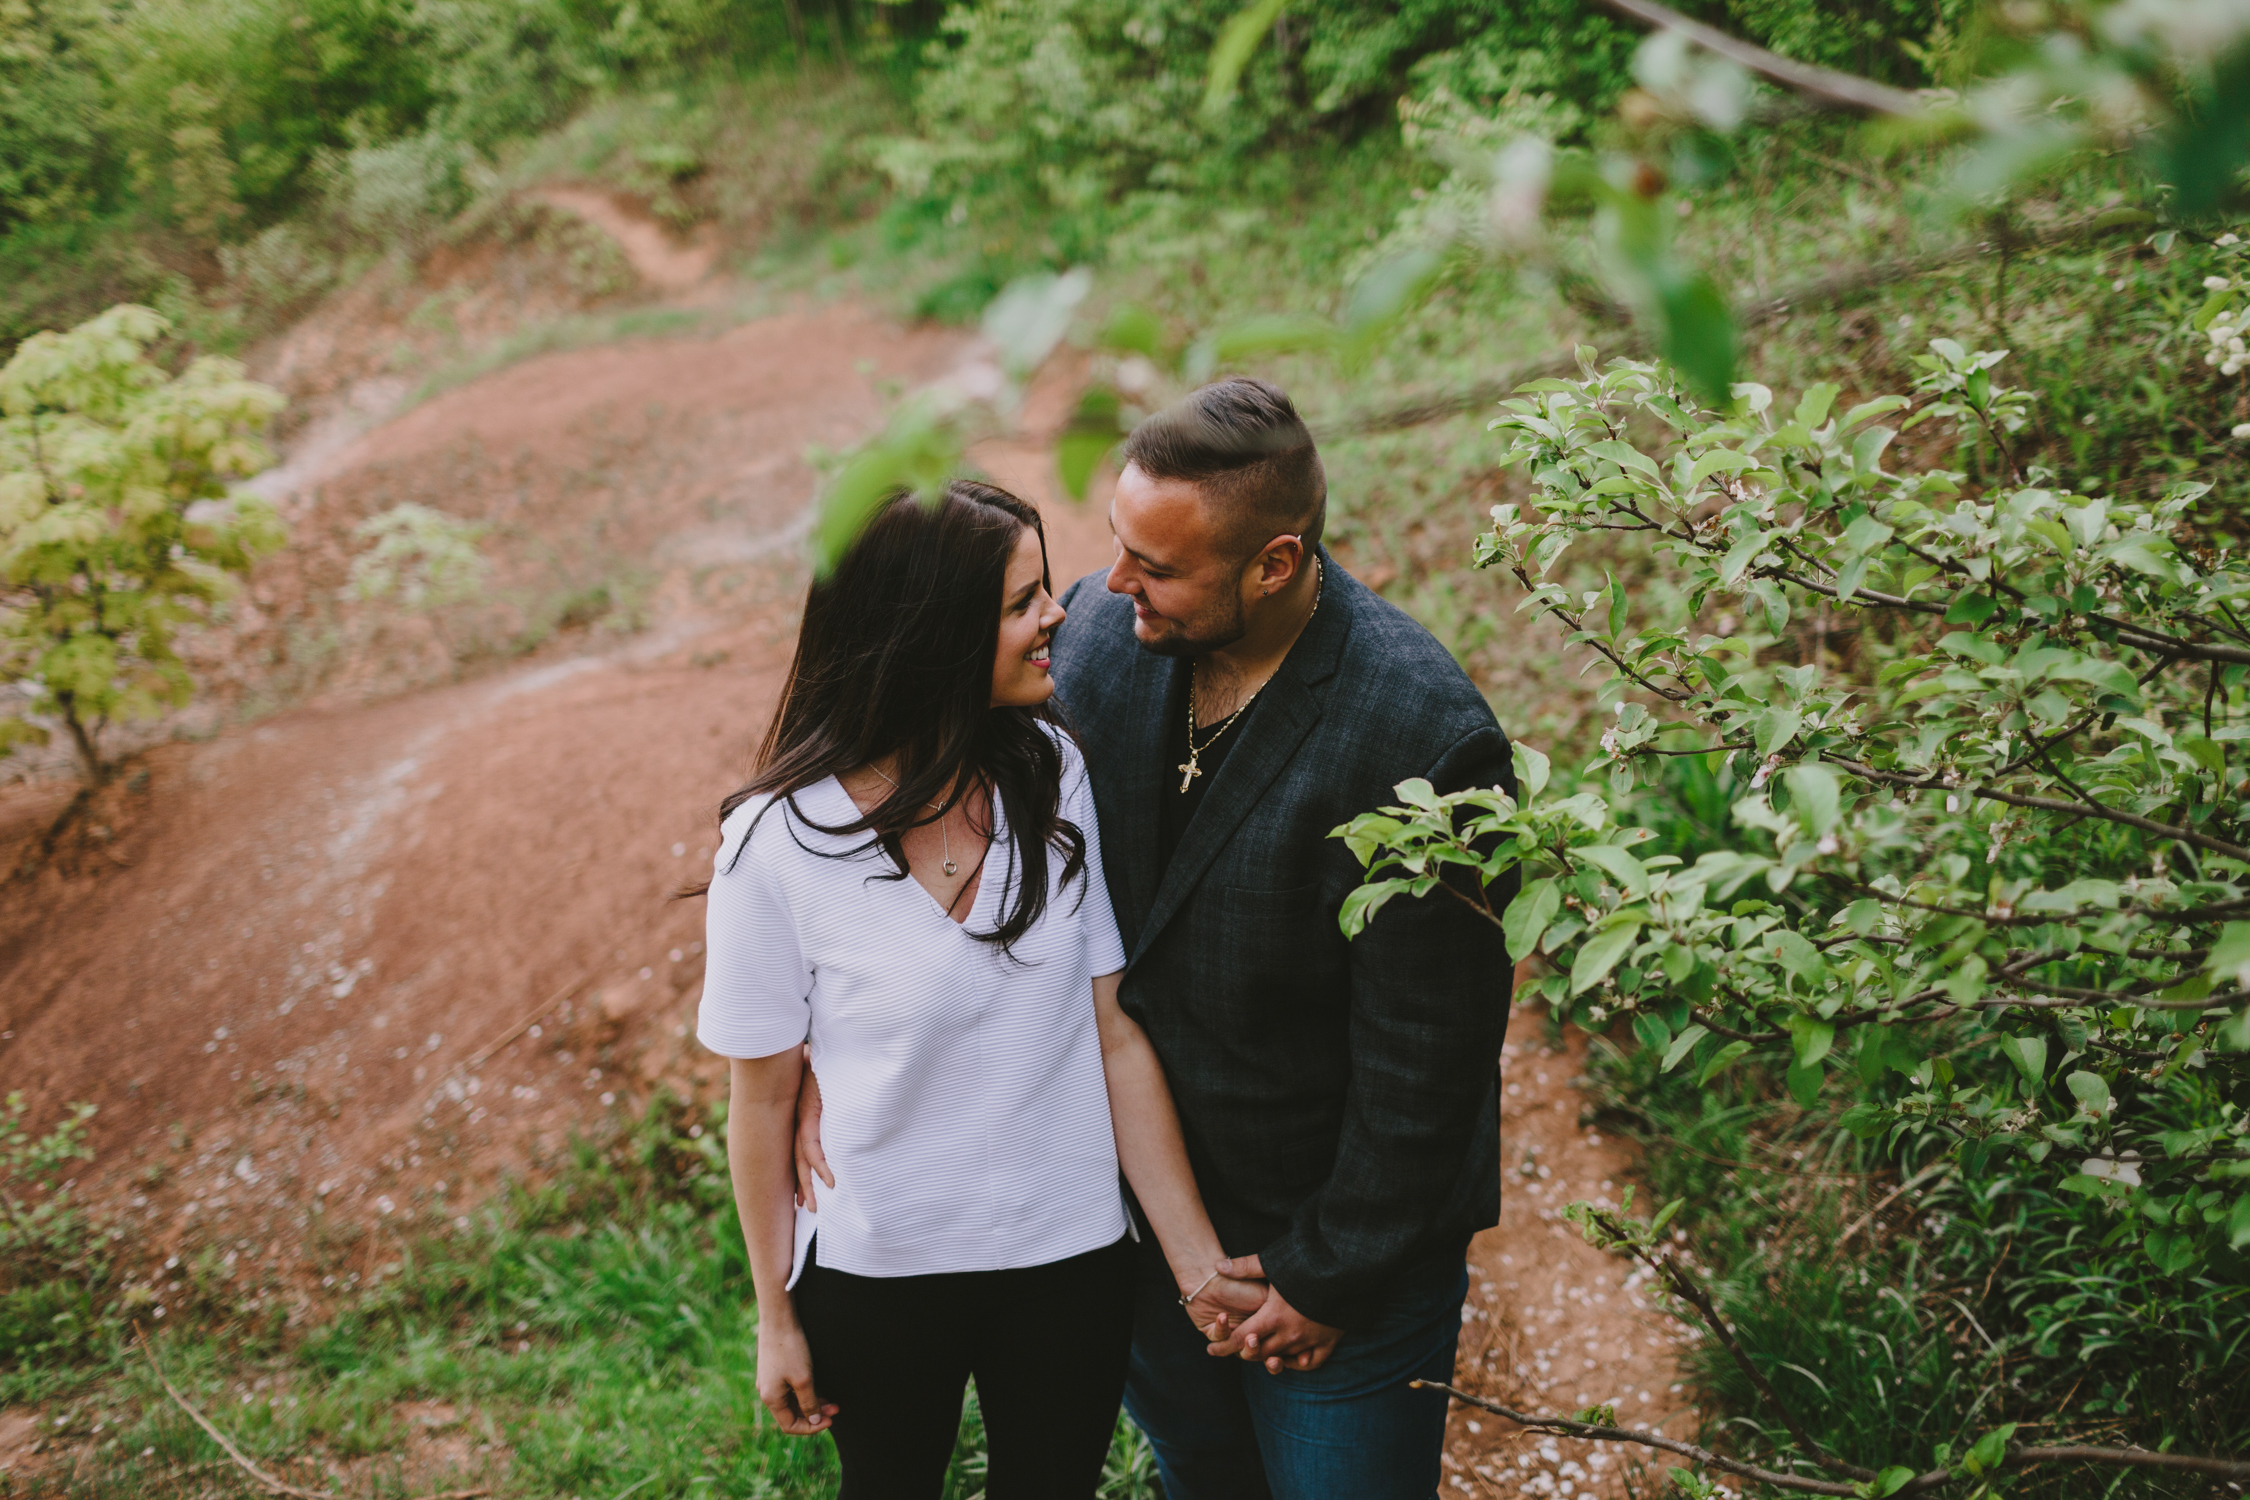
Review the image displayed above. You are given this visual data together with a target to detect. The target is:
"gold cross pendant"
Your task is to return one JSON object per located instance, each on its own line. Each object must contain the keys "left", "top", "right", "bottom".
{"left": 1177, "top": 755, "right": 1202, "bottom": 793}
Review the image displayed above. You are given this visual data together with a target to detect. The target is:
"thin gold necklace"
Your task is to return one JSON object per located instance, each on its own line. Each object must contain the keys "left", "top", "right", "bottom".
{"left": 868, "top": 764, "right": 958, "bottom": 877}
{"left": 1178, "top": 557, "right": 1322, "bottom": 794}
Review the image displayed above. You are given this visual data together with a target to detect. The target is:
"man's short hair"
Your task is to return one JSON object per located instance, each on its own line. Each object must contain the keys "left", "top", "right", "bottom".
{"left": 1120, "top": 377, "right": 1326, "bottom": 555}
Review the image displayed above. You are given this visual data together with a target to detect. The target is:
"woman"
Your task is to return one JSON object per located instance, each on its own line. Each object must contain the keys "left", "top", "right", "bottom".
{"left": 695, "top": 480, "right": 1258, "bottom": 1496}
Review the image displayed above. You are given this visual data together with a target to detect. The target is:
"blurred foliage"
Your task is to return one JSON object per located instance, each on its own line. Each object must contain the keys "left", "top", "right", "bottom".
{"left": 0, "top": 304, "right": 284, "bottom": 781}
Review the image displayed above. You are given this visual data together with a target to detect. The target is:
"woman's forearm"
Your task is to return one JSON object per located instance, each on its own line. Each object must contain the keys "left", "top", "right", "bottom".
{"left": 727, "top": 1054, "right": 809, "bottom": 1326}
{"left": 1094, "top": 978, "right": 1226, "bottom": 1293}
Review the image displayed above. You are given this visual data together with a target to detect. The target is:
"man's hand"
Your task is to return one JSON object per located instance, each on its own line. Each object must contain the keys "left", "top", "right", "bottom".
{"left": 1206, "top": 1254, "right": 1343, "bottom": 1373}
{"left": 793, "top": 1057, "right": 832, "bottom": 1210}
{"left": 1182, "top": 1270, "right": 1267, "bottom": 1344}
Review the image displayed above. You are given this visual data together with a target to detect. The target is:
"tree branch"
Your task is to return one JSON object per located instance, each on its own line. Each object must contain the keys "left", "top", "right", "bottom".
{"left": 1593, "top": 0, "right": 1924, "bottom": 115}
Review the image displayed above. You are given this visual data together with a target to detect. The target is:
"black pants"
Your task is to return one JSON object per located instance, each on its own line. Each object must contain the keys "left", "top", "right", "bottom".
{"left": 791, "top": 1234, "right": 1137, "bottom": 1499}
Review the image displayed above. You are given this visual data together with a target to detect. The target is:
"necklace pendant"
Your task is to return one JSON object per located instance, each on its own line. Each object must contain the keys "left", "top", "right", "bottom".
{"left": 942, "top": 858, "right": 959, "bottom": 877}
{"left": 1178, "top": 756, "right": 1201, "bottom": 793}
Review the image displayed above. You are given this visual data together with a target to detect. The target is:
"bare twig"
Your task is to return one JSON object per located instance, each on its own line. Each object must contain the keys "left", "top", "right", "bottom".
{"left": 134, "top": 1325, "right": 491, "bottom": 1500}
{"left": 1411, "top": 1381, "right": 1864, "bottom": 1495}
{"left": 1835, "top": 1160, "right": 1951, "bottom": 1247}
{"left": 1638, "top": 1247, "right": 1878, "bottom": 1481}
{"left": 460, "top": 976, "right": 585, "bottom": 1074}
{"left": 1593, "top": 0, "right": 1924, "bottom": 115}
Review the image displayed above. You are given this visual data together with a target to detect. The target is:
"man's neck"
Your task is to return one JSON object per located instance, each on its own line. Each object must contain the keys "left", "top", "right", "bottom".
{"left": 1201, "top": 552, "right": 1322, "bottom": 690}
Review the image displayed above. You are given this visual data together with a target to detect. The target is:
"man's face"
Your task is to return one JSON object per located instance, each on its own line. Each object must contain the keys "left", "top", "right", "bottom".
{"left": 1105, "top": 463, "right": 1251, "bottom": 656}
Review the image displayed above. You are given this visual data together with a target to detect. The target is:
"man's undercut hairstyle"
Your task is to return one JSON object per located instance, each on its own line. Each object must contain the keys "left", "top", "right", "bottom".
{"left": 1122, "top": 376, "right": 1326, "bottom": 556}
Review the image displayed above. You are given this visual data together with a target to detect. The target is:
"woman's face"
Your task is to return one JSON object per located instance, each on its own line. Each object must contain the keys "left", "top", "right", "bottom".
{"left": 990, "top": 525, "right": 1066, "bottom": 707}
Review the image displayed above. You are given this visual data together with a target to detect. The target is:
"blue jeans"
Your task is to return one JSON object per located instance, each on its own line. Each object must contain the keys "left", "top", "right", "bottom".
{"left": 1122, "top": 1249, "right": 1467, "bottom": 1500}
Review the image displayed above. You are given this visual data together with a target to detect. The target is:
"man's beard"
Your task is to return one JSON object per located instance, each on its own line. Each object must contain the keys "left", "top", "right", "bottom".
{"left": 1136, "top": 590, "right": 1247, "bottom": 658}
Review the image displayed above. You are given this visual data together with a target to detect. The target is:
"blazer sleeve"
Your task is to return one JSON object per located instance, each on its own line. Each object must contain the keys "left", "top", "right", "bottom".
{"left": 1255, "top": 721, "right": 1517, "bottom": 1328}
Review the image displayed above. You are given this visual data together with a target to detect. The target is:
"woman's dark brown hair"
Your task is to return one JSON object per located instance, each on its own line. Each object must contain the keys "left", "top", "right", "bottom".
{"left": 694, "top": 479, "right": 1085, "bottom": 950}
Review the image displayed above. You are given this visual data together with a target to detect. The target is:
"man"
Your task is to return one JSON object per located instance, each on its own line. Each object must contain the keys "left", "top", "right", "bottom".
{"left": 797, "top": 377, "right": 1513, "bottom": 1496}
{"left": 1052, "top": 376, "right": 1515, "bottom": 1498}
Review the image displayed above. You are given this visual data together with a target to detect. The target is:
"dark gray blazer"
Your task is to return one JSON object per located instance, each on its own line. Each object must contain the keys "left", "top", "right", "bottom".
{"left": 1054, "top": 551, "right": 1514, "bottom": 1330}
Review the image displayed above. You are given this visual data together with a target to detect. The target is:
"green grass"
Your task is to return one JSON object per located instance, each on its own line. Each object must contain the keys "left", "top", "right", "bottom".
{"left": 0, "top": 1097, "right": 1159, "bottom": 1499}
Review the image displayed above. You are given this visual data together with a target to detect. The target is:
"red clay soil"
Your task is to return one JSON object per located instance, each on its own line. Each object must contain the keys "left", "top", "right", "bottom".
{"left": 0, "top": 200, "right": 1686, "bottom": 1494}
{"left": 0, "top": 299, "right": 970, "bottom": 1288}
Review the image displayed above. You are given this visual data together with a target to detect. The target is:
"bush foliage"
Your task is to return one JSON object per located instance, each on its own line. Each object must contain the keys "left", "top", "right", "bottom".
{"left": 0, "top": 303, "right": 284, "bottom": 779}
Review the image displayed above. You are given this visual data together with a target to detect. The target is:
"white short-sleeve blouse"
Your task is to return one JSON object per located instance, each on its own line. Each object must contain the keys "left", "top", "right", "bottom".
{"left": 697, "top": 730, "right": 1130, "bottom": 1283}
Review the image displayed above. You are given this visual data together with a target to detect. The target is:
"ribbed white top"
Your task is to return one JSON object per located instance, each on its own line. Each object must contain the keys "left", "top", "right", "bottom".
{"left": 698, "top": 731, "right": 1130, "bottom": 1283}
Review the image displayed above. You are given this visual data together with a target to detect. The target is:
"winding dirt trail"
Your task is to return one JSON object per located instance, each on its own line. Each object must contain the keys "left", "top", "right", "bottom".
{"left": 0, "top": 197, "right": 1684, "bottom": 1495}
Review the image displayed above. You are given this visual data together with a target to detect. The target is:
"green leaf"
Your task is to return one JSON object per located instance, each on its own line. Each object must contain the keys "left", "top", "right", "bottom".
{"left": 1788, "top": 1015, "right": 1835, "bottom": 1068}
{"left": 1786, "top": 1058, "right": 1825, "bottom": 1107}
{"left": 1945, "top": 592, "right": 1999, "bottom": 626}
{"left": 1184, "top": 313, "right": 1335, "bottom": 383}
{"left": 1513, "top": 741, "right": 1551, "bottom": 801}
{"left": 1338, "top": 878, "right": 1413, "bottom": 938}
{"left": 1502, "top": 878, "right": 1562, "bottom": 963}
{"left": 2207, "top": 922, "right": 2250, "bottom": 987}
{"left": 2001, "top": 1034, "right": 2048, "bottom": 1087}
{"left": 1661, "top": 1023, "right": 1709, "bottom": 1073}
{"left": 1656, "top": 273, "right": 1736, "bottom": 406}
{"left": 1781, "top": 763, "right": 1841, "bottom": 837}
{"left": 2229, "top": 1195, "right": 2250, "bottom": 1251}
{"left": 2067, "top": 1070, "right": 2112, "bottom": 1119}
{"left": 1571, "top": 918, "right": 1643, "bottom": 995}
{"left": 1341, "top": 248, "right": 1445, "bottom": 366}
{"left": 1687, "top": 448, "right": 1755, "bottom": 487}
{"left": 1633, "top": 1011, "right": 1672, "bottom": 1052}
{"left": 1793, "top": 382, "right": 1841, "bottom": 428}
{"left": 1865, "top": 1466, "right": 1917, "bottom": 1499}
{"left": 1201, "top": 0, "right": 1289, "bottom": 115}
{"left": 1575, "top": 843, "right": 1649, "bottom": 899}
{"left": 1719, "top": 530, "right": 1767, "bottom": 586}
{"left": 1095, "top": 302, "right": 1165, "bottom": 359}
{"left": 1697, "top": 1039, "right": 1753, "bottom": 1085}
{"left": 1962, "top": 1424, "right": 2016, "bottom": 1477}
{"left": 2160, "top": 39, "right": 2250, "bottom": 214}
{"left": 1753, "top": 708, "right": 1802, "bottom": 758}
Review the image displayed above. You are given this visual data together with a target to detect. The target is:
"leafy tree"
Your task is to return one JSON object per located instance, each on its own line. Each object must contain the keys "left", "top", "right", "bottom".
{"left": 0, "top": 304, "right": 285, "bottom": 783}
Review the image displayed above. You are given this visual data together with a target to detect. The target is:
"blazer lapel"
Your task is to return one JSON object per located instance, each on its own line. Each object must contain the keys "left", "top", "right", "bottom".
{"left": 1125, "top": 548, "right": 1353, "bottom": 970}
{"left": 1115, "top": 645, "right": 1179, "bottom": 929}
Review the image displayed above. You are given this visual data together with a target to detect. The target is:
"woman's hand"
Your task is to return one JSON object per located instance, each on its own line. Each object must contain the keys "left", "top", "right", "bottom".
{"left": 1182, "top": 1270, "right": 1267, "bottom": 1343}
{"left": 756, "top": 1314, "right": 838, "bottom": 1435}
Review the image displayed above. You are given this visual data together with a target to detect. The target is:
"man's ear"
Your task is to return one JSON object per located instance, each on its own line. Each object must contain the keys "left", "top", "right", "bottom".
{"left": 1255, "top": 535, "right": 1305, "bottom": 595}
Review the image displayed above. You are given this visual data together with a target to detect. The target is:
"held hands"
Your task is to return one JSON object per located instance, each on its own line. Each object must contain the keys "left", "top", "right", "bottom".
{"left": 1181, "top": 1269, "right": 1267, "bottom": 1345}
{"left": 1204, "top": 1254, "right": 1343, "bottom": 1374}
{"left": 755, "top": 1317, "right": 838, "bottom": 1435}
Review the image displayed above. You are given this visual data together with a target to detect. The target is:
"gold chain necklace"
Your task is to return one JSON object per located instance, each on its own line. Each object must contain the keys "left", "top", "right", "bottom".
{"left": 1177, "top": 557, "right": 1322, "bottom": 794}
{"left": 868, "top": 764, "right": 958, "bottom": 877}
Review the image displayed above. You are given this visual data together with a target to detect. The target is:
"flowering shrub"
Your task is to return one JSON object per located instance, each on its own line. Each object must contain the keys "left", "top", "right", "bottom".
{"left": 1339, "top": 339, "right": 2250, "bottom": 1277}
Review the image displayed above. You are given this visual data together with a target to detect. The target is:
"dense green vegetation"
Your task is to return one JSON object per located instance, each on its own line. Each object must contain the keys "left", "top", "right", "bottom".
{"left": 7, "top": 0, "right": 2250, "bottom": 1493}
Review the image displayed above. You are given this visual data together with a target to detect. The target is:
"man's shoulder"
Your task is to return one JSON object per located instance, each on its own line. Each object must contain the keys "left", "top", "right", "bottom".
{"left": 1329, "top": 568, "right": 1499, "bottom": 749}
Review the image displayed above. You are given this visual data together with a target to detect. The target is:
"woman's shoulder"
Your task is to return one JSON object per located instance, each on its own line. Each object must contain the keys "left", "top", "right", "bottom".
{"left": 715, "top": 782, "right": 847, "bottom": 875}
